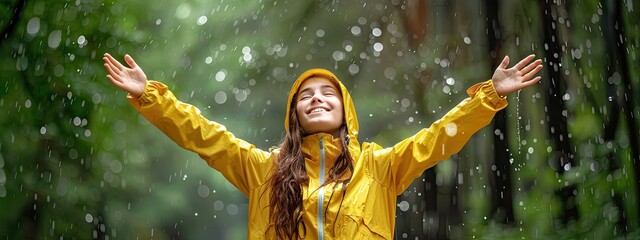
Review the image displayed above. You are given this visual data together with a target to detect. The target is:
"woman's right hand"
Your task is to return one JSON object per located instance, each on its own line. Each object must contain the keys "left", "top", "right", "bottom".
{"left": 103, "top": 53, "right": 148, "bottom": 98}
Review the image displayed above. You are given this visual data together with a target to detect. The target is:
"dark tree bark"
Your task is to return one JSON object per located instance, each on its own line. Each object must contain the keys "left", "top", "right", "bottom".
{"left": 398, "top": 0, "right": 433, "bottom": 238}
{"left": 602, "top": 0, "right": 639, "bottom": 230}
{"left": 537, "top": 0, "right": 579, "bottom": 224}
{"left": 484, "top": 0, "right": 516, "bottom": 225}
{"left": 0, "top": 0, "right": 27, "bottom": 42}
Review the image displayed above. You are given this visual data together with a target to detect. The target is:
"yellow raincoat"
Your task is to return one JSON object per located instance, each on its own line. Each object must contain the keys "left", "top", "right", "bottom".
{"left": 127, "top": 69, "right": 507, "bottom": 239}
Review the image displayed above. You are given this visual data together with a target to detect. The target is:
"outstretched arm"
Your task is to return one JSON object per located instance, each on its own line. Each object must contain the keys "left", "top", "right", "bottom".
{"left": 491, "top": 54, "right": 543, "bottom": 96}
{"left": 103, "top": 53, "right": 148, "bottom": 97}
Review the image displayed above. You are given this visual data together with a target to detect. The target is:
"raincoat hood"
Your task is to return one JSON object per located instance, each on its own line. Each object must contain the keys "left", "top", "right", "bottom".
{"left": 284, "top": 68, "right": 359, "bottom": 141}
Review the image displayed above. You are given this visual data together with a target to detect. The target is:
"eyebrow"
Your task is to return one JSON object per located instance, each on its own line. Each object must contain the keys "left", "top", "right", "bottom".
{"left": 298, "top": 84, "right": 338, "bottom": 95}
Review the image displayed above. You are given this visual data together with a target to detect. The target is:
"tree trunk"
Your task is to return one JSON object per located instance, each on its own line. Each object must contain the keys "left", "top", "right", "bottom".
{"left": 602, "top": 0, "right": 639, "bottom": 229}
{"left": 537, "top": 0, "right": 579, "bottom": 224}
{"left": 484, "top": 0, "right": 515, "bottom": 225}
{"left": 0, "top": 0, "right": 26, "bottom": 42}
{"left": 396, "top": 0, "right": 435, "bottom": 239}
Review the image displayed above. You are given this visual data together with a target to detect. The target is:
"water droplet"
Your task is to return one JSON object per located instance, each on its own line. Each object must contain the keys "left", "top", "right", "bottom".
{"left": 215, "top": 91, "right": 227, "bottom": 104}
{"left": 372, "top": 28, "right": 382, "bottom": 37}
{"left": 175, "top": 3, "right": 191, "bottom": 19}
{"left": 373, "top": 42, "right": 383, "bottom": 52}
{"left": 48, "top": 30, "right": 62, "bottom": 49}
{"left": 27, "top": 17, "right": 40, "bottom": 35}
{"left": 350, "top": 26, "right": 361, "bottom": 36}
{"left": 215, "top": 70, "right": 227, "bottom": 82}
{"left": 197, "top": 16, "right": 208, "bottom": 25}
{"left": 397, "top": 201, "right": 410, "bottom": 212}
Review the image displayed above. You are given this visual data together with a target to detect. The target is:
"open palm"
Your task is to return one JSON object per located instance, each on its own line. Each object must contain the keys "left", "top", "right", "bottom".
{"left": 491, "top": 54, "right": 543, "bottom": 96}
{"left": 103, "top": 53, "right": 148, "bottom": 97}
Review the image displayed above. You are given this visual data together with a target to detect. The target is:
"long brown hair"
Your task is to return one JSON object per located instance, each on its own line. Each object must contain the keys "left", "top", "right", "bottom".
{"left": 267, "top": 91, "right": 354, "bottom": 239}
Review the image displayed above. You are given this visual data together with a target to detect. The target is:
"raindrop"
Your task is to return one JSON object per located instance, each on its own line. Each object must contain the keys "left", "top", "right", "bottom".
{"left": 215, "top": 70, "right": 227, "bottom": 82}
{"left": 48, "top": 30, "right": 62, "bottom": 49}
{"left": 85, "top": 213, "right": 93, "bottom": 223}
{"left": 316, "top": 29, "right": 325, "bottom": 37}
{"left": 197, "top": 16, "right": 208, "bottom": 25}
{"left": 227, "top": 204, "right": 239, "bottom": 215}
{"left": 69, "top": 149, "right": 78, "bottom": 159}
{"left": 445, "top": 123, "right": 457, "bottom": 136}
{"left": 111, "top": 160, "right": 122, "bottom": 173}
{"left": 213, "top": 200, "right": 224, "bottom": 211}
{"left": 397, "top": 200, "right": 410, "bottom": 212}
{"left": 77, "top": 35, "right": 87, "bottom": 47}
{"left": 350, "top": 26, "right": 361, "bottom": 36}
{"left": 372, "top": 28, "right": 382, "bottom": 37}
{"left": 243, "top": 53, "right": 252, "bottom": 62}
{"left": 92, "top": 93, "right": 102, "bottom": 104}
{"left": 155, "top": 19, "right": 162, "bottom": 25}
{"left": 27, "top": 17, "right": 40, "bottom": 35}
{"left": 16, "top": 56, "right": 28, "bottom": 71}
{"left": 25, "top": 99, "right": 32, "bottom": 108}
{"left": 383, "top": 67, "right": 396, "bottom": 79}
{"left": 235, "top": 89, "right": 249, "bottom": 102}
{"left": 446, "top": 77, "right": 455, "bottom": 85}
{"left": 73, "top": 117, "right": 82, "bottom": 126}
{"left": 205, "top": 56, "right": 213, "bottom": 64}
{"left": 197, "top": 185, "right": 210, "bottom": 198}
{"left": 40, "top": 126, "right": 46, "bottom": 135}
{"left": 357, "top": 17, "right": 367, "bottom": 25}
{"left": 348, "top": 64, "right": 359, "bottom": 75}
{"left": 54, "top": 64, "right": 64, "bottom": 77}
{"left": 463, "top": 37, "right": 471, "bottom": 44}
{"left": 175, "top": 3, "right": 191, "bottom": 19}
{"left": 401, "top": 98, "right": 410, "bottom": 108}
{"left": 332, "top": 51, "right": 345, "bottom": 61}
{"left": 373, "top": 42, "right": 383, "bottom": 52}
{"left": 215, "top": 91, "right": 227, "bottom": 104}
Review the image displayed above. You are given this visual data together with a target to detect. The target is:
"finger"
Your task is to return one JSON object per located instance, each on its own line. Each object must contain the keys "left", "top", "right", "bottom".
{"left": 106, "top": 74, "right": 122, "bottom": 87}
{"left": 104, "top": 53, "right": 126, "bottom": 71}
{"left": 522, "top": 65, "right": 543, "bottom": 81}
{"left": 520, "top": 59, "right": 542, "bottom": 75}
{"left": 104, "top": 63, "right": 124, "bottom": 82}
{"left": 515, "top": 54, "right": 536, "bottom": 70}
{"left": 124, "top": 54, "right": 139, "bottom": 69}
{"left": 498, "top": 55, "right": 510, "bottom": 69}
{"left": 521, "top": 76, "right": 542, "bottom": 88}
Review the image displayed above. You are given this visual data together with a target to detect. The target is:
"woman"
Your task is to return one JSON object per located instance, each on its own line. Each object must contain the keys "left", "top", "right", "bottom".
{"left": 103, "top": 53, "right": 542, "bottom": 239}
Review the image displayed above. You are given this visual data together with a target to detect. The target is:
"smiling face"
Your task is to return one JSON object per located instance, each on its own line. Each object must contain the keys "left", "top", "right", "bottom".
{"left": 295, "top": 76, "right": 344, "bottom": 136}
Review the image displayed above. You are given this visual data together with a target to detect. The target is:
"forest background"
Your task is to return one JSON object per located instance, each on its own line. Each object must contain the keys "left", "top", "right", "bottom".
{"left": 1, "top": 0, "right": 639, "bottom": 239}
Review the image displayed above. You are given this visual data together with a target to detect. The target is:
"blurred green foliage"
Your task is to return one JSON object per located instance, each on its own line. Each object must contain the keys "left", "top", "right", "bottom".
{"left": 0, "top": 0, "right": 638, "bottom": 239}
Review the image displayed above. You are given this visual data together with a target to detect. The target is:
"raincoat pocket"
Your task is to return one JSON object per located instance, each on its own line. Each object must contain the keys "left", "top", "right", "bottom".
{"left": 342, "top": 180, "right": 392, "bottom": 239}
{"left": 344, "top": 214, "right": 388, "bottom": 239}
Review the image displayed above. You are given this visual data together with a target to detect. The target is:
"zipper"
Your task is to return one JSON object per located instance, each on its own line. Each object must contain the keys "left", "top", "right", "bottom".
{"left": 317, "top": 136, "right": 326, "bottom": 240}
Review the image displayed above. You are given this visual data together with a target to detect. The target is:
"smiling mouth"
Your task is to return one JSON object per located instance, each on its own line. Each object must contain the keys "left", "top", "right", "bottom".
{"left": 308, "top": 107, "right": 329, "bottom": 114}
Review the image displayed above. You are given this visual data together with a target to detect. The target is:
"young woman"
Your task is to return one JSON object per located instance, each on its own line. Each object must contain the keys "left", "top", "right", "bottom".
{"left": 103, "top": 53, "right": 542, "bottom": 239}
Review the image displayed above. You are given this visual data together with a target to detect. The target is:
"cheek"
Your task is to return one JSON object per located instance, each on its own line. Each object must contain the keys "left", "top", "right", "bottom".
{"left": 295, "top": 104, "right": 305, "bottom": 119}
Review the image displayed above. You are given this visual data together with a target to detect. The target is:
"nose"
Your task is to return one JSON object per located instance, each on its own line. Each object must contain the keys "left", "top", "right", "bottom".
{"left": 310, "top": 92, "right": 324, "bottom": 103}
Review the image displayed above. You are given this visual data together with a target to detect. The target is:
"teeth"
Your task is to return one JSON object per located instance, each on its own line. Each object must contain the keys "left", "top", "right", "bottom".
{"left": 311, "top": 108, "right": 326, "bottom": 113}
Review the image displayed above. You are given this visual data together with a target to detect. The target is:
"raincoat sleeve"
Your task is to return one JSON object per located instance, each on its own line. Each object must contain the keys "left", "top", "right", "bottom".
{"left": 126, "top": 81, "right": 271, "bottom": 196}
{"left": 372, "top": 80, "right": 507, "bottom": 195}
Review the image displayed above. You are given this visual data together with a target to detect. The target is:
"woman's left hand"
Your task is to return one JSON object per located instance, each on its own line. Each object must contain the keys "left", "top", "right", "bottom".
{"left": 491, "top": 54, "right": 543, "bottom": 97}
